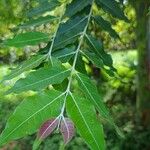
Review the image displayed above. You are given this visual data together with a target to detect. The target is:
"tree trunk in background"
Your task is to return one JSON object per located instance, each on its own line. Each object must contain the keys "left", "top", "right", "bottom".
{"left": 133, "top": 1, "right": 150, "bottom": 128}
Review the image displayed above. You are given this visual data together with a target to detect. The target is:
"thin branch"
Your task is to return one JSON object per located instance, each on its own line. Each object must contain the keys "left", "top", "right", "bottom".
{"left": 60, "top": 1, "right": 94, "bottom": 116}
{"left": 66, "top": 2, "right": 93, "bottom": 92}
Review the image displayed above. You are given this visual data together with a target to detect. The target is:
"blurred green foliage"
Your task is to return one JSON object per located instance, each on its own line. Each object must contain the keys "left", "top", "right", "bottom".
{"left": 93, "top": 2, "right": 136, "bottom": 50}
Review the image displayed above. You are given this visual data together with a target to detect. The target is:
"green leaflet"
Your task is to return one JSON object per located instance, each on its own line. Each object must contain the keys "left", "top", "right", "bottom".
{"left": 93, "top": 16, "right": 119, "bottom": 39}
{"left": 53, "top": 16, "right": 88, "bottom": 50}
{"left": 52, "top": 46, "right": 76, "bottom": 62}
{"left": 4, "top": 32, "right": 49, "bottom": 47}
{"left": 18, "top": 15, "right": 58, "bottom": 29}
{"left": 76, "top": 73, "right": 112, "bottom": 122}
{"left": 53, "top": 78, "right": 68, "bottom": 92}
{"left": 85, "top": 34, "right": 113, "bottom": 68}
{"left": 65, "top": 0, "right": 92, "bottom": 17}
{"left": 74, "top": 53, "right": 86, "bottom": 74}
{"left": 76, "top": 73, "right": 123, "bottom": 137}
{"left": 32, "top": 0, "right": 48, "bottom": 4}
{"left": 95, "top": 0, "right": 128, "bottom": 22}
{"left": 2, "top": 55, "right": 46, "bottom": 81}
{"left": 7, "top": 64, "right": 71, "bottom": 94}
{"left": 82, "top": 51, "right": 115, "bottom": 76}
{"left": 27, "top": 0, "right": 61, "bottom": 17}
{"left": 70, "top": 53, "right": 86, "bottom": 74}
{"left": 39, "top": 44, "right": 76, "bottom": 63}
{"left": 85, "top": 34, "right": 103, "bottom": 54}
{"left": 0, "top": 0, "right": 127, "bottom": 148}
{"left": 0, "top": 90, "right": 65, "bottom": 146}
{"left": 67, "top": 93, "right": 106, "bottom": 150}
{"left": 57, "top": 16, "right": 88, "bottom": 34}
{"left": 82, "top": 50, "right": 104, "bottom": 69}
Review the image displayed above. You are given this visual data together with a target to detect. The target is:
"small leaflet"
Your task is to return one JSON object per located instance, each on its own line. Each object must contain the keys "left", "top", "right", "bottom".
{"left": 60, "top": 118, "right": 75, "bottom": 144}
{"left": 38, "top": 118, "right": 59, "bottom": 139}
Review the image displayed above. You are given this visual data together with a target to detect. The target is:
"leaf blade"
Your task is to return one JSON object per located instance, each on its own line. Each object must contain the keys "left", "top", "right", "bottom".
{"left": 2, "top": 55, "right": 46, "bottom": 81}
{"left": 85, "top": 34, "right": 114, "bottom": 68}
{"left": 76, "top": 73, "right": 111, "bottom": 122}
{"left": 4, "top": 32, "right": 49, "bottom": 47}
{"left": 18, "top": 15, "right": 58, "bottom": 29}
{"left": 33, "top": 118, "right": 59, "bottom": 150}
{"left": 7, "top": 65, "right": 71, "bottom": 94}
{"left": 52, "top": 46, "right": 76, "bottom": 63}
{"left": 38, "top": 118, "right": 59, "bottom": 139}
{"left": 82, "top": 51, "right": 104, "bottom": 69}
{"left": 53, "top": 16, "right": 88, "bottom": 50}
{"left": 60, "top": 118, "right": 75, "bottom": 145}
{"left": 67, "top": 93, "right": 106, "bottom": 150}
{"left": 65, "top": 0, "right": 92, "bottom": 17}
{"left": 27, "top": 0, "right": 60, "bottom": 17}
{"left": 76, "top": 73, "right": 123, "bottom": 136}
{"left": 93, "top": 16, "right": 119, "bottom": 39}
{"left": 0, "top": 90, "right": 65, "bottom": 146}
{"left": 95, "top": 0, "right": 128, "bottom": 21}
